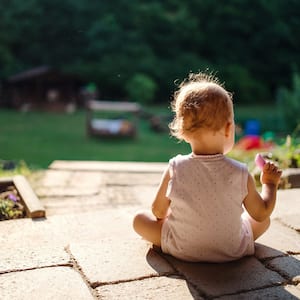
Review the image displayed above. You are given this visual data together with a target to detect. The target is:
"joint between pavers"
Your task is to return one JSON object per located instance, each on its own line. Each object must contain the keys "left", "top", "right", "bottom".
{"left": 89, "top": 272, "right": 179, "bottom": 289}
{"left": 263, "top": 262, "right": 293, "bottom": 284}
{"left": 0, "top": 264, "right": 73, "bottom": 276}
{"left": 63, "top": 245, "right": 98, "bottom": 299}
{"left": 37, "top": 191, "right": 101, "bottom": 198}
{"left": 274, "top": 217, "right": 300, "bottom": 234}
{"left": 287, "top": 250, "right": 300, "bottom": 255}
{"left": 292, "top": 279, "right": 300, "bottom": 285}
{"left": 157, "top": 255, "right": 209, "bottom": 299}
{"left": 256, "top": 253, "right": 289, "bottom": 263}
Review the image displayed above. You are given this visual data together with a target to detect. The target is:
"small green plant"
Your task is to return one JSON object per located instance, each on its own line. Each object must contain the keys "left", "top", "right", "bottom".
{"left": 125, "top": 73, "right": 157, "bottom": 104}
{"left": 271, "top": 135, "right": 300, "bottom": 169}
{"left": 0, "top": 160, "right": 31, "bottom": 177}
{"left": 0, "top": 186, "right": 25, "bottom": 221}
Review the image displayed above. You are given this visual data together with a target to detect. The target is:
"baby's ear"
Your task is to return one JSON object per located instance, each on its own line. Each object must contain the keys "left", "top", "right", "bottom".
{"left": 224, "top": 121, "right": 233, "bottom": 137}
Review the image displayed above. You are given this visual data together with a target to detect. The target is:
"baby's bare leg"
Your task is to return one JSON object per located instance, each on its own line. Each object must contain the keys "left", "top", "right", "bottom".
{"left": 243, "top": 211, "right": 270, "bottom": 240}
{"left": 133, "top": 211, "right": 164, "bottom": 246}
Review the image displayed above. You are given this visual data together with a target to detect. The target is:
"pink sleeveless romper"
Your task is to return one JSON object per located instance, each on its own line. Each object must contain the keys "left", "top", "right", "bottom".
{"left": 161, "top": 153, "right": 254, "bottom": 262}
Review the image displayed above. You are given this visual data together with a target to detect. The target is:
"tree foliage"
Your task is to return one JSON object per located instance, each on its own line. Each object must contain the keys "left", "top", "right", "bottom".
{"left": 0, "top": 0, "right": 299, "bottom": 104}
{"left": 277, "top": 72, "right": 300, "bottom": 132}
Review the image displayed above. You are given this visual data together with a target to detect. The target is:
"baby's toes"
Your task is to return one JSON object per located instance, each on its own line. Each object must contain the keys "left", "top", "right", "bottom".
{"left": 263, "top": 162, "right": 273, "bottom": 171}
{"left": 264, "top": 162, "right": 280, "bottom": 174}
{"left": 271, "top": 165, "right": 282, "bottom": 176}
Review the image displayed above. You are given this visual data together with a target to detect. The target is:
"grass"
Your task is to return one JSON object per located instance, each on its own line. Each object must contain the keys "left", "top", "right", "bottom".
{"left": 0, "top": 108, "right": 190, "bottom": 169}
{"left": 0, "top": 104, "right": 297, "bottom": 171}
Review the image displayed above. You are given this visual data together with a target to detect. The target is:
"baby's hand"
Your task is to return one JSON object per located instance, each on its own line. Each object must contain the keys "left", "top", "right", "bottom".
{"left": 260, "top": 162, "right": 282, "bottom": 186}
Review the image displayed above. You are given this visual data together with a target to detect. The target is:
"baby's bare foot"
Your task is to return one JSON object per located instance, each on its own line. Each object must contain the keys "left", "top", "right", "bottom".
{"left": 261, "top": 162, "right": 282, "bottom": 185}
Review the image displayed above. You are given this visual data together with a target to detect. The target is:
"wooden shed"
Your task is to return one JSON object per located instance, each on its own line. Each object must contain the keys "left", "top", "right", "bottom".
{"left": 2, "top": 66, "right": 85, "bottom": 112}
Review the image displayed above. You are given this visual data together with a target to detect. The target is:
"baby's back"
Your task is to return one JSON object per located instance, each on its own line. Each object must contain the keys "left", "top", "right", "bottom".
{"left": 162, "top": 153, "right": 251, "bottom": 262}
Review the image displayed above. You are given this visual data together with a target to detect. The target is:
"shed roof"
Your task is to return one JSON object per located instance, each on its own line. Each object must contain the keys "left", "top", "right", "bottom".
{"left": 8, "top": 66, "right": 52, "bottom": 82}
{"left": 8, "top": 66, "right": 82, "bottom": 83}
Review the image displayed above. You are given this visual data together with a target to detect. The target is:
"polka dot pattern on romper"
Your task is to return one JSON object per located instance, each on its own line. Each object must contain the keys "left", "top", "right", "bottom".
{"left": 161, "top": 153, "right": 251, "bottom": 262}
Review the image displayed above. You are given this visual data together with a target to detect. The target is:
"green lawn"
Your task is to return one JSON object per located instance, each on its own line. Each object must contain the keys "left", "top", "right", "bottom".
{"left": 0, "top": 108, "right": 190, "bottom": 169}
{"left": 0, "top": 104, "right": 289, "bottom": 170}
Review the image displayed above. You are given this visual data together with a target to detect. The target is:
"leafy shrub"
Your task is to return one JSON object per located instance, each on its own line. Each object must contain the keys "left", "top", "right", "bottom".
{"left": 277, "top": 72, "right": 300, "bottom": 133}
{"left": 125, "top": 73, "right": 157, "bottom": 104}
{"left": 220, "top": 64, "right": 270, "bottom": 104}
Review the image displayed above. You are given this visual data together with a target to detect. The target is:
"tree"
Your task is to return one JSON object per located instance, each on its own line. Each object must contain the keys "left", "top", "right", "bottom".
{"left": 277, "top": 72, "right": 300, "bottom": 132}
{"left": 0, "top": 0, "right": 299, "bottom": 105}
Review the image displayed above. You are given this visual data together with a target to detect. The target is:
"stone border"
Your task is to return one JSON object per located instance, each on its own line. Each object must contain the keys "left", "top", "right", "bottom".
{"left": 282, "top": 168, "right": 300, "bottom": 188}
{"left": 49, "top": 160, "right": 167, "bottom": 173}
{"left": 0, "top": 175, "right": 45, "bottom": 219}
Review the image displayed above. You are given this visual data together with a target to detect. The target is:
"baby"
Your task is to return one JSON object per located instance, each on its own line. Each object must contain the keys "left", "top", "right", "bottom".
{"left": 133, "top": 72, "right": 282, "bottom": 262}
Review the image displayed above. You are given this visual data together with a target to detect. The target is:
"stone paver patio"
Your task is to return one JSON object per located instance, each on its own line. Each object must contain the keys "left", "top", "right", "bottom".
{"left": 0, "top": 160, "right": 299, "bottom": 299}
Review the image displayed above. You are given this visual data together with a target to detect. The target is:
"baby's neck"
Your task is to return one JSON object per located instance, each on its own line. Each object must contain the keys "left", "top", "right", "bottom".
{"left": 189, "top": 130, "right": 226, "bottom": 155}
{"left": 192, "top": 145, "right": 224, "bottom": 156}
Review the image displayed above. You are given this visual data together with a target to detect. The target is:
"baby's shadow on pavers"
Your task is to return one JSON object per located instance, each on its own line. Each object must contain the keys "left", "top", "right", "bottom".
{"left": 146, "top": 244, "right": 300, "bottom": 299}
{"left": 255, "top": 243, "right": 300, "bottom": 282}
{"left": 146, "top": 248, "right": 202, "bottom": 299}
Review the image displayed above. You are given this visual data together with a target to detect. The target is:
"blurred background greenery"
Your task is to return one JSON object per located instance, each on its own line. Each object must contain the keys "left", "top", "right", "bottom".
{"left": 1, "top": 1, "right": 299, "bottom": 105}
{"left": 0, "top": 0, "right": 299, "bottom": 170}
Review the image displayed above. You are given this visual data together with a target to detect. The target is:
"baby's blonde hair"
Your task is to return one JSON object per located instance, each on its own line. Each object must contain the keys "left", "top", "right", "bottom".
{"left": 169, "top": 72, "right": 233, "bottom": 140}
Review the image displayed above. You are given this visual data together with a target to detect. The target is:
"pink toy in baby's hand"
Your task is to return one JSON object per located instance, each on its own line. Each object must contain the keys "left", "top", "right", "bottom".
{"left": 255, "top": 153, "right": 266, "bottom": 170}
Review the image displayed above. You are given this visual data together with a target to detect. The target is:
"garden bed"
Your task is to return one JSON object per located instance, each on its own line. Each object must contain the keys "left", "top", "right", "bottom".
{"left": 0, "top": 175, "right": 45, "bottom": 221}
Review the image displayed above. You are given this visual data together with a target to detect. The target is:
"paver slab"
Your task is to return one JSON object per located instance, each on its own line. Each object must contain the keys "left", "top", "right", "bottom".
{"left": 267, "top": 255, "right": 300, "bottom": 282}
{"left": 69, "top": 238, "right": 175, "bottom": 287}
{"left": 0, "top": 208, "right": 136, "bottom": 248}
{"left": 96, "top": 276, "right": 202, "bottom": 300}
{"left": 96, "top": 185, "right": 157, "bottom": 208}
{"left": 66, "top": 170, "right": 106, "bottom": 187}
{"left": 0, "top": 266, "right": 94, "bottom": 300}
{"left": 163, "top": 255, "right": 284, "bottom": 298}
{"left": 39, "top": 185, "right": 156, "bottom": 215}
{"left": 36, "top": 186, "right": 100, "bottom": 197}
{"left": 103, "top": 172, "right": 162, "bottom": 186}
{"left": 280, "top": 214, "right": 300, "bottom": 232}
{"left": 33, "top": 169, "right": 105, "bottom": 191}
{"left": 217, "top": 284, "right": 300, "bottom": 300}
{"left": 0, "top": 245, "right": 70, "bottom": 274}
{"left": 254, "top": 243, "right": 286, "bottom": 260}
{"left": 33, "top": 170, "right": 73, "bottom": 187}
{"left": 273, "top": 189, "right": 300, "bottom": 231}
{"left": 40, "top": 195, "right": 110, "bottom": 216}
{"left": 255, "top": 220, "right": 300, "bottom": 257}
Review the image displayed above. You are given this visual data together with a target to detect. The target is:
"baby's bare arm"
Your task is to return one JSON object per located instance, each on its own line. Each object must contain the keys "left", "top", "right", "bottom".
{"left": 152, "top": 167, "right": 171, "bottom": 220}
{"left": 244, "top": 162, "right": 282, "bottom": 222}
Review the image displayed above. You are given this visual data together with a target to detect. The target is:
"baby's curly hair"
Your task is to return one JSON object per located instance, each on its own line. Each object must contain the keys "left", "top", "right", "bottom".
{"left": 169, "top": 72, "right": 233, "bottom": 141}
